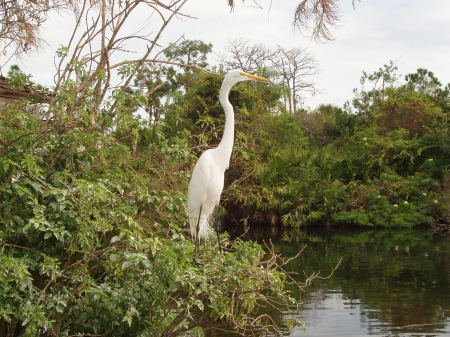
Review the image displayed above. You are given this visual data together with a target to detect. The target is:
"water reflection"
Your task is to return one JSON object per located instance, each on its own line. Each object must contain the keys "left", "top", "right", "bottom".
{"left": 206, "top": 227, "right": 449, "bottom": 336}
{"left": 278, "top": 228, "right": 450, "bottom": 336}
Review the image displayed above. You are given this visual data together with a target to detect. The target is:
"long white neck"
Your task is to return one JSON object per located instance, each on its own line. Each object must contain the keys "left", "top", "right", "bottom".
{"left": 216, "top": 79, "right": 235, "bottom": 169}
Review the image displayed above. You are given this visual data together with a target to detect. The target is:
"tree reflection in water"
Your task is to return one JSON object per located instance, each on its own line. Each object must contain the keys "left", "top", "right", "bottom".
{"left": 278, "top": 228, "right": 450, "bottom": 337}
{"left": 206, "top": 227, "right": 449, "bottom": 336}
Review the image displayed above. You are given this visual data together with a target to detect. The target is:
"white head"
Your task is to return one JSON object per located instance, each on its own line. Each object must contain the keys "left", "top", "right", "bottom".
{"left": 223, "top": 69, "right": 269, "bottom": 86}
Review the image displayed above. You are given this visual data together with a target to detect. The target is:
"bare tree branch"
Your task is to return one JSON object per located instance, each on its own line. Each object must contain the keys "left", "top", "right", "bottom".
{"left": 226, "top": 0, "right": 360, "bottom": 41}
{"left": 45, "top": 0, "right": 191, "bottom": 125}
{"left": 222, "top": 39, "right": 318, "bottom": 112}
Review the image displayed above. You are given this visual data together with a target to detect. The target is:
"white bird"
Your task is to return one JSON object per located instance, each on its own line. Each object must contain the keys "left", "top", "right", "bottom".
{"left": 187, "top": 70, "right": 268, "bottom": 259}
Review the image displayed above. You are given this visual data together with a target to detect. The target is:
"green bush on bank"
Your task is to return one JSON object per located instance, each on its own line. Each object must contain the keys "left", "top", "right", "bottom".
{"left": 1, "top": 58, "right": 448, "bottom": 336}
{"left": 225, "top": 66, "right": 449, "bottom": 228}
{"left": 0, "top": 68, "right": 299, "bottom": 336}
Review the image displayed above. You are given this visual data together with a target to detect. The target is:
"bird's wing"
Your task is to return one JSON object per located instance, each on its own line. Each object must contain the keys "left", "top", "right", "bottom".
{"left": 187, "top": 149, "right": 225, "bottom": 240}
{"left": 187, "top": 149, "right": 216, "bottom": 219}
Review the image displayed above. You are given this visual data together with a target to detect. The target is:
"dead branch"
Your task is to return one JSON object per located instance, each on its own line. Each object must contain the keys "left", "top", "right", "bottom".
{"left": 112, "top": 59, "right": 222, "bottom": 77}
{"left": 226, "top": 0, "right": 360, "bottom": 41}
{"left": 221, "top": 39, "right": 318, "bottom": 112}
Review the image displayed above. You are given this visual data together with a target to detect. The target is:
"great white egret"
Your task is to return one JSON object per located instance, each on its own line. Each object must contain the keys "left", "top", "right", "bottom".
{"left": 187, "top": 70, "right": 269, "bottom": 260}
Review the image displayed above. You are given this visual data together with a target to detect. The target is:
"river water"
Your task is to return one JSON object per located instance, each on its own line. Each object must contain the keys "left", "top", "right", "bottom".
{"left": 277, "top": 228, "right": 450, "bottom": 337}
{"left": 209, "top": 227, "right": 450, "bottom": 336}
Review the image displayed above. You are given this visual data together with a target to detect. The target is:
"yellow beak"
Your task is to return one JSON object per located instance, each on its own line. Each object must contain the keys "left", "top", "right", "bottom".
{"left": 241, "top": 72, "right": 269, "bottom": 82}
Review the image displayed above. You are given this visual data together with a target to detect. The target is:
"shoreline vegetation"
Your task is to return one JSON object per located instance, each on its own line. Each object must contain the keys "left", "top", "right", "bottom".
{"left": 222, "top": 64, "right": 449, "bottom": 234}
{"left": 0, "top": 53, "right": 450, "bottom": 336}
{"left": 1, "top": 38, "right": 448, "bottom": 336}
{"left": 1, "top": 1, "right": 447, "bottom": 336}
{"left": 1, "top": 63, "right": 308, "bottom": 336}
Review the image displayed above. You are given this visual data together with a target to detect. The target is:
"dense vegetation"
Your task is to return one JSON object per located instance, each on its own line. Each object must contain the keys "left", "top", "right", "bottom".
{"left": 0, "top": 37, "right": 448, "bottom": 336}
{"left": 225, "top": 63, "right": 449, "bottom": 230}
{"left": 0, "top": 65, "right": 300, "bottom": 336}
{"left": 133, "top": 46, "right": 449, "bottom": 231}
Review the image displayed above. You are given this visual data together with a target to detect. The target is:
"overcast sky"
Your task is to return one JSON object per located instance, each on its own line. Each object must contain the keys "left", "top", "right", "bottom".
{"left": 3, "top": 0, "right": 449, "bottom": 109}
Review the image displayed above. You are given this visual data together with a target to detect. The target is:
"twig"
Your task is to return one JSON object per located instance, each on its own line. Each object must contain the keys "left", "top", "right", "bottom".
{"left": 113, "top": 58, "right": 223, "bottom": 78}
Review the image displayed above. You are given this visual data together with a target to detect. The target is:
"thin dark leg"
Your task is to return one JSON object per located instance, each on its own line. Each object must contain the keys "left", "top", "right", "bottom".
{"left": 194, "top": 205, "right": 202, "bottom": 265}
{"left": 215, "top": 226, "right": 223, "bottom": 253}
{"left": 214, "top": 206, "right": 223, "bottom": 254}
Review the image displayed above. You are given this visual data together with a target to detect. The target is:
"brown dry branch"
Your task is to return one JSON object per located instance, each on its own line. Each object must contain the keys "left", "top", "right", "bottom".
{"left": 0, "top": 74, "right": 51, "bottom": 105}
{"left": 295, "top": 0, "right": 361, "bottom": 40}
{"left": 0, "top": 0, "right": 67, "bottom": 65}
{"left": 229, "top": 240, "right": 342, "bottom": 336}
{"left": 294, "top": 0, "right": 340, "bottom": 40}
{"left": 272, "top": 46, "right": 318, "bottom": 112}
{"left": 432, "top": 211, "right": 450, "bottom": 236}
{"left": 227, "top": 0, "right": 360, "bottom": 41}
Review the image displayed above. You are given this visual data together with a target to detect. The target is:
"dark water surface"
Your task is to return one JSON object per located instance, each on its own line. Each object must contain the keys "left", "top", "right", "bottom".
{"left": 277, "top": 228, "right": 450, "bottom": 337}
{"left": 208, "top": 228, "right": 450, "bottom": 336}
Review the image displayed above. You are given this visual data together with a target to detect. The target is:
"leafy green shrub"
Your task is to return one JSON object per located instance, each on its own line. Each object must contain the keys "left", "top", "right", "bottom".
{"left": 0, "top": 82, "right": 300, "bottom": 336}
{"left": 225, "top": 64, "right": 449, "bottom": 229}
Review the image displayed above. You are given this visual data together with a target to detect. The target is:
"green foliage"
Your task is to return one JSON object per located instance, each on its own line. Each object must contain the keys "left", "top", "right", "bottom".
{"left": 7, "top": 65, "right": 33, "bottom": 90}
{"left": 225, "top": 63, "right": 449, "bottom": 229}
{"left": 164, "top": 40, "right": 212, "bottom": 67}
{"left": 0, "top": 66, "right": 298, "bottom": 336}
{"left": 405, "top": 68, "right": 449, "bottom": 102}
{"left": 2, "top": 52, "right": 448, "bottom": 337}
{"left": 295, "top": 104, "right": 358, "bottom": 145}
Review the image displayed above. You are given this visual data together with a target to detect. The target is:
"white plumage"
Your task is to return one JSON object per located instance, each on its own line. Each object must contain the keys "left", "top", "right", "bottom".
{"left": 187, "top": 70, "right": 268, "bottom": 247}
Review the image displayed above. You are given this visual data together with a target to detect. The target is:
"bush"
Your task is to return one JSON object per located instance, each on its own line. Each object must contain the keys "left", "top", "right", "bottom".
{"left": 0, "top": 90, "right": 300, "bottom": 336}
{"left": 225, "top": 65, "right": 449, "bottom": 229}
